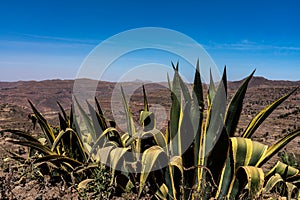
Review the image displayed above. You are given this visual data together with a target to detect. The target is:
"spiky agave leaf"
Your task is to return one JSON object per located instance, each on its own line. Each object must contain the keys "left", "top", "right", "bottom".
{"left": 207, "top": 69, "right": 216, "bottom": 107}
{"left": 202, "top": 68, "right": 228, "bottom": 183}
{"left": 139, "top": 86, "right": 155, "bottom": 132}
{"left": 1, "top": 129, "right": 40, "bottom": 143}
{"left": 77, "top": 179, "right": 94, "bottom": 190}
{"left": 87, "top": 101, "right": 106, "bottom": 137}
{"left": 264, "top": 174, "right": 299, "bottom": 199}
{"left": 120, "top": 86, "right": 136, "bottom": 137}
{"left": 192, "top": 59, "right": 204, "bottom": 166}
{"left": 225, "top": 70, "right": 255, "bottom": 137}
{"left": 189, "top": 60, "right": 206, "bottom": 195}
{"left": 216, "top": 137, "right": 268, "bottom": 199}
{"left": 168, "top": 155, "right": 184, "bottom": 199}
{"left": 6, "top": 139, "right": 54, "bottom": 155}
{"left": 51, "top": 128, "right": 87, "bottom": 162}
{"left": 57, "top": 101, "right": 68, "bottom": 124}
{"left": 206, "top": 127, "right": 229, "bottom": 191}
{"left": 256, "top": 128, "right": 300, "bottom": 167}
{"left": 234, "top": 166, "right": 264, "bottom": 199}
{"left": 154, "top": 183, "right": 168, "bottom": 200}
{"left": 203, "top": 68, "right": 227, "bottom": 159}
{"left": 138, "top": 146, "right": 168, "bottom": 197}
{"left": 114, "top": 174, "right": 135, "bottom": 194}
{"left": 263, "top": 173, "right": 286, "bottom": 194}
{"left": 89, "top": 127, "right": 123, "bottom": 160}
{"left": 109, "top": 147, "right": 131, "bottom": 185}
{"left": 264, "top": 162, "right": 300, "bottom": 199}
{"left": 176, "top": 73, "right": 198, "bottom": 199}
{"left": 168, "top": 64, "right": 181, "bottom": 156}
{"left": 265, "top": 161, "right": 299, "bottom": 181}
{"left": 73, "top": 96, "right": 97, "bottom": 141}
{"left": 0, "top": 145, "right": 26, "bottom": 163}
{"left": 33, "top": 154, "right": 83, "bottom": 169}
{"left": 28, "top": 100, "right": 56, "bottom": 146}
{"left": 242, "top": 87, "right": 298, "bottom": 138}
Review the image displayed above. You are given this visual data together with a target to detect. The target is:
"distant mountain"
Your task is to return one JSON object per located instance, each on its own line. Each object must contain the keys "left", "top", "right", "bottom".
{"left": 229, "top": 76, "right": 300, "bottom": 90}
{"left": 0, "top": 77, "right": 299, "bottom": 112}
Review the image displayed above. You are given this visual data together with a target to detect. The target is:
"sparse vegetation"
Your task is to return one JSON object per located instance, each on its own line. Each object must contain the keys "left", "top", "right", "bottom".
{"left": 0, "top": 61, "right": 300, "bottom": 199}
{"left": 278, "top": 149, "right": 299, "bottom": 168}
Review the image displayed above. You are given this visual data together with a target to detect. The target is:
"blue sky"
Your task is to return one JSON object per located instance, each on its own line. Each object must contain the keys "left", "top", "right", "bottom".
{"left": 1, "top": 0, "right": 300, "bottom": 81}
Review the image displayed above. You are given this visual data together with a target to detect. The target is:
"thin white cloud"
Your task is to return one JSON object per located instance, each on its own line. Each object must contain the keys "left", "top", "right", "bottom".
{"left": 0, "top": 37, "right": 99, "bottom": 53}
{"left": 17, "top": 33, "right": 100, "bottom": 44}
{"left": 204, "top": 40, "right": 300, "bottom": 52}
{"left": 1, "top": 32, "right": 101, "bottom": 50}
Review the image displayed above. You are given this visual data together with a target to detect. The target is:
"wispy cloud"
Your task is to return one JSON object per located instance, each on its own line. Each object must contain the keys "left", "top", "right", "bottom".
{"left": 0, "top": 32, "right": 101, "bottom": 51}
{"left": 0, "top": 39, "right": 95, "bottom": 49}
{"left": 204, "top": 40, "right": 300, "bottom": 52}
{"left": 20, "top": 33, "right": 100, "bottom": 45}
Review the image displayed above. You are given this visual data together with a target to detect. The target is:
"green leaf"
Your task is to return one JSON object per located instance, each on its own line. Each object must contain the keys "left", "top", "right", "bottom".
{"left": 242, "top": 88, "right": 298, "bottom": 138}
{"left": 34, "top": 154, "right": 83, "bottom": 168}
{"left": 216, "top": 137, "right": 267, "bottom": 199}
{"left": 265, "top": 161, "right": 299, "bottom": 181}
{"left": 6, "top": 139, "right": 54, "bottom": 155}
{"left": 225, "top": 70, "right": 255, "bottom": 137}
{"left": 139, "top": 146, "right": 168, "bottom": 197}
{"left": 204, "top": 74, "right": 227, "bottom": 156}
{"left": 286, "top": 182, "right": 298, "bottom": 199}
{"left": 28, "top": 100, "right": 56, "bottom": 146}
{"left": 178, "top": 73, "right": 192, "bottom": 105}
{"left": 73, "top": 96, "right": 96, "bottom": 141}
{"left": 121, "top": 132, "right": 130, "bottom": 147}
{"left": 57, "top": 101, "right": 68, "bottom": 122}
{"left": 192, "top": 59, "right": 204, "bottom": 107}
{"left": 0, "top": 145, "right": 26, "bottom": 163}
{"left": 263, "top": 173, "right": 285, "bottom": 193}
{"left": 90, "top": 127, "right": 122, "bottom": 156}
{"left": 1, "top": 129, "right": 40, "bottom": 143}
{"left": 151, "top": 129, "right": 167, "bottom": 149}
{"left": 207, "top": 69, "right": 216, "bottom": 106}
{"left": 95, "top": 97, "right": 104, "bottom": 116}
{"left": 256, "top": 128, "right": 300, "bottom": 167}
{"left": 207, "top": 127, "right": 229, "bottom": 186}
{"left": 171, "top": 61, "right": 179, "bottom": 71}
{"left": 120, "top": 86, "right": 136, "bottom": 137}
{"left": 139, "top": 111, "right": 155, "bottom": 131}
{"left": 58, "top": 113, "right": 68, "bottom": 130}
{"left": 264, "top": 170, "right": 299, "bottom": 199}
{"left": 51, "top": 128, "right": 87, "bottom": 162}
{"left": 78, "top": 179, "right": 94, "bottom": 190}
{"left": 154, "top": 183, "right": 168, "bottom": 200}
{"left": 234, "top": 166, "right": 264, "bottom": 199}
{"left": 191, "top": 60, "right": 205, "bottom": 186}
{"left": 87, "top": 101, "right": 106, "bottom": 138}
{"left": 142, "top": 85, "right": 149, "bottom": 112}
{"left": 95, "top": 146, "right": 114, "bottom": 163}
{"left": 169, "top": 66, "right": 181, "bottom": 156}
{"left": 221, "top": 66, "right": 228, "bottom": 97}
{"left": 114, "top": 174, "right": 134, "bottom": 193}
{"left": 109, "top": 147, "right": 131, "bottom": 184}
{"left": 168, "top": 156, "right": 184, "bottom": 199}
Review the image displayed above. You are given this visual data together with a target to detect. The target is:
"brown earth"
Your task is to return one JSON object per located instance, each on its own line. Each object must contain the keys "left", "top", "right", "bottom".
{"left": 0, "top": 77, "right": 299, "bottom": 199}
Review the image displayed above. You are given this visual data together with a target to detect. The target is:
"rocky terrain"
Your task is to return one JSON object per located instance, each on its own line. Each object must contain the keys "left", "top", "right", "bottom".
{"left": 0, "top": 76, "right": 299, "bottom": 199}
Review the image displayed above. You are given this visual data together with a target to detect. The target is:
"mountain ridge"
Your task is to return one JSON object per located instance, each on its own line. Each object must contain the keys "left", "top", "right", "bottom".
{"left": 0, "top": 76, "right": 299, "bottom": 113}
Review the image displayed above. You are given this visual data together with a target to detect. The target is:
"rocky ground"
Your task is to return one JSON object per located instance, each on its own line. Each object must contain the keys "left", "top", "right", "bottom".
{"left": 0, "top": 77, "right": 299, "bottom": 199}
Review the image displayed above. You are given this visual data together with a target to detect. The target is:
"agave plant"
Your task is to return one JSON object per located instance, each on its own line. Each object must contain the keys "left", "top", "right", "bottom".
{"left": 102, "top": 61, "right": 300, "bottom": 199}
{"left": 1, "top": 101, "right": 89, "bottom": 182}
